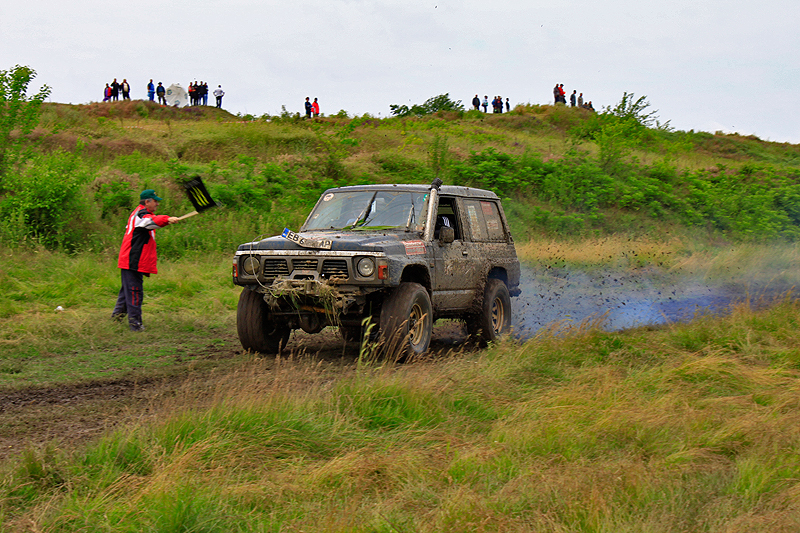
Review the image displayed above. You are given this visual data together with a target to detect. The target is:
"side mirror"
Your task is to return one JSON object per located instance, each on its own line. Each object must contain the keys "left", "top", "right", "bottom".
{"left": 438, "top": 226, "right": 455, "bottom": 244}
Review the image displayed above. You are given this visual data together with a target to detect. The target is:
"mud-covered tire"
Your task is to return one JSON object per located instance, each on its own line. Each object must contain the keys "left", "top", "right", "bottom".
{"left": 475, "top": 278, "right": 512, "bottom": 343}
{"left": 237, "top": 288, "right": 290, "bottom": 353}
{"left": 380, "top": 282, "right": 433, "bottom": 357}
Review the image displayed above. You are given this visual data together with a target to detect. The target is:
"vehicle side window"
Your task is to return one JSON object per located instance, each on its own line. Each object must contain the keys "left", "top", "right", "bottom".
{"left": 435, "top": 197, "right": 461, "bottom": 240}
{"left": 462, "top": 200, "right": 506, "bottom": 242}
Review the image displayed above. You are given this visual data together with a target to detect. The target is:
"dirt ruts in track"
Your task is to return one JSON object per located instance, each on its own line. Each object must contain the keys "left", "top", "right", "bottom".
{"left": 0, "top": 324, "right": 471, "bottom": 463}
{"left": 0, "top": 377, "right": 177, "bottom": 461}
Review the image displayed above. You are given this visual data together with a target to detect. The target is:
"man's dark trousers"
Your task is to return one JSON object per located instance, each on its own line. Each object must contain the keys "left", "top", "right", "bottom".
{"left": 112, "top": 269, "right": 145, "bottom": 330}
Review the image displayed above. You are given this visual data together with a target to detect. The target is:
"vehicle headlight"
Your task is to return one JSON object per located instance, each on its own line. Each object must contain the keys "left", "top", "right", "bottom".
{"left": 242, "top": 256, "right": 260, "bottom": 275}
{"left": 356, "top": 257, "right": 375, "bottom": 277}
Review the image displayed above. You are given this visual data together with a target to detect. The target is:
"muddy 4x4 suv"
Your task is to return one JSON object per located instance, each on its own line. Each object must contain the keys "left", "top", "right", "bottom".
{"left": 232, "top": 179, "right": 521, "bottom": 355}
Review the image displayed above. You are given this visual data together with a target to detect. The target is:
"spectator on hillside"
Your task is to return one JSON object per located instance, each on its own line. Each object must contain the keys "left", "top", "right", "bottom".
{"left": 201, "top": 82, "right": 209, "bottom": 106}
{"left": 472, "top": 94, "right": 480, "bottom": 110}
{"left": 147, "top": 79, "right": 155, "bottom": 101}
{"left": 312, "top": 97, "right": 320, "bottom": 117}
{"left": 506, "top": 98, "right": 510, "bottom": 112}
{"left": 156, "top": 82, "right": 166, "bottom": 105}
{"left": 188, "top": 82, "right": 196, "bottom": 106}
{"left": 578, "top": 92, "right": 583, "bottom": 108}
{"left": 554, "top": 83, "right": 567, "bottom": 104}
{"left": 213, "top": 85, "right": 224, "bottom": 108}
{"left": 482, "top": 95, "right": 488, "bottom": 112}
{"left": 304, "top": 97, "right": 312, "bottom": 118}
{"left": 111, "top": 78, "right": 120, "bottom": 101}
{"left": 570, "top": 90, "right": 576, "bottom": 107}
{"left": 121, "top": 79, "right": 131, "bottom": 100}
{"left": 103, "top": 83, "right": 111, "bottom": 102}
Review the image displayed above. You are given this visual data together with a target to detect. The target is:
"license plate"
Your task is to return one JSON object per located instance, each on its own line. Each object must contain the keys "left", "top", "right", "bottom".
{"left": 282, "top": 228, "right": 333, "bottom": 250}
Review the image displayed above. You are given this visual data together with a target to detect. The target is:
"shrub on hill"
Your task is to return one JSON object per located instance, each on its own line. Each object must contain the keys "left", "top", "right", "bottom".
{"left": 390, "top": 93, "right": 464, "bottom": 117}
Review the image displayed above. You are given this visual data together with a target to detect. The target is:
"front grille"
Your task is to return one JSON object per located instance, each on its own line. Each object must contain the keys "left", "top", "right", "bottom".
{"left": 292, "top": 259, "right": 319, "bottom": 271}
{"left": 321, "top": 259, "right": 349, "bottom": 279}
{"left": 263, "top": 259, "right": 290, "bottom": 279}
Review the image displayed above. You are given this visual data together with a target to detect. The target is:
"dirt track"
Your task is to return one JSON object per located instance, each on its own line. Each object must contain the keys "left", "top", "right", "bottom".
{"left": 0, "top": 324, "right": 471, "bottom": 463}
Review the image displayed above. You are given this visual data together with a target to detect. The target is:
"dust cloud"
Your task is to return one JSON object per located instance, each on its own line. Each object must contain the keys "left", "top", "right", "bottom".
{"left": 511, "top": 264, "right": 794, "bottom": 338}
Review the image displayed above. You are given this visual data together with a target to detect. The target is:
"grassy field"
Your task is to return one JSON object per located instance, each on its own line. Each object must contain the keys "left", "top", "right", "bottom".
{"left": 2, "top": 238, "right": 800, "bottom": 531}
{"left": 0, "top": 247, "right": 239, "bottom": 389}
{"left": 2, "top": 99, "right": 800, "bottom": 530}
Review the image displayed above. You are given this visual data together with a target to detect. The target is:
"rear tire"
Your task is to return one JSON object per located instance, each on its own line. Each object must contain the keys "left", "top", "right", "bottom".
{"left": 475, "top": 278, "right": 512, "bottom": 343}
{"left": 237, "top": 288, "right": 290, "bottom": 353}
{"left": 380, "top": 282, "right": 433, "bottom": 358}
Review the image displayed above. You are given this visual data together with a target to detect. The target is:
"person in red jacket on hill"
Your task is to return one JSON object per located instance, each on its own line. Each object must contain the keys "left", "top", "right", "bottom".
{"left": 112, "top": 189, "right": 179, "bottom": 331}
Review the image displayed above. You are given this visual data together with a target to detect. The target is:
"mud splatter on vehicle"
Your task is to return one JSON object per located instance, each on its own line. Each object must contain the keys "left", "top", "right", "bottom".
{"left": 232, "top": 180, "right": 521, "bottom": 356}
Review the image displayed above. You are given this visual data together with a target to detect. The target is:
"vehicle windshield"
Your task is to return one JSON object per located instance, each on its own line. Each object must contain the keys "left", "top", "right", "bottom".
{"left": 303, "top": 190, "right": 429, "bottom": 232}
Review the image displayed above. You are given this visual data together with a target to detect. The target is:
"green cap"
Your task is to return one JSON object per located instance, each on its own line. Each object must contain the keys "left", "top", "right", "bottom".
{"left": 140, "top": 189, "right": 163, "bottom": 202}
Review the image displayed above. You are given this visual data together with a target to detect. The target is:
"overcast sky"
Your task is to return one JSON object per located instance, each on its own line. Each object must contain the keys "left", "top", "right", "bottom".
{"left": 2, "top": 0, "right": 798, "bottom": 143}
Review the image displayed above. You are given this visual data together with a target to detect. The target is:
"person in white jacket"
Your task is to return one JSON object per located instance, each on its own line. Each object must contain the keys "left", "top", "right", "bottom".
{"left": 213, "top": 85, "right": 225, "bottom": 108}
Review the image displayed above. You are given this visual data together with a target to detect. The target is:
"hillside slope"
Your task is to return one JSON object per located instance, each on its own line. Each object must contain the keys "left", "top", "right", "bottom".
{"left": 1, "top": 98, "right": 799, "bottom": 253}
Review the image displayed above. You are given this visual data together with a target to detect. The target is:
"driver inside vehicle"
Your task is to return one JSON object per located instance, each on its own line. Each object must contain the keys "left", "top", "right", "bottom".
{"left": 434, "top": 215, "right": 452, "bottom": 239}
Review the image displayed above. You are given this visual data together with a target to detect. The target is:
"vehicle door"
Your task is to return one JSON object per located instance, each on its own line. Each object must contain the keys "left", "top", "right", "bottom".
{"left": 460, "top": 198, "right": 511, "bottom": 290}
{"left": 432, "top": 196, "right": 478, "bottom": 311}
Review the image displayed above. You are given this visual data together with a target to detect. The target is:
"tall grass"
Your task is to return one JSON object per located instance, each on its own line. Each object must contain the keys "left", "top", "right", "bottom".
{"left": 3, "top": 298, "right": 800, "bottom": 531}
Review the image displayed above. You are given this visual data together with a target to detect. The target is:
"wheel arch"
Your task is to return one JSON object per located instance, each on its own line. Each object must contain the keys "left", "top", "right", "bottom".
{"left": 487, "top": 266, "right": 508, "bottom": 286}
{"left": 400, "top": 264, "right": 431, "bottom": 291}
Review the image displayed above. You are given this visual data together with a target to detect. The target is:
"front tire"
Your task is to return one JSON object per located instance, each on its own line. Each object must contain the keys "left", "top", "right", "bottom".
{"left": 237, "top": 288, "right": 290, "bottom": 353}
{"left": 380, "top": 282, "right": 433, "bottom": 358}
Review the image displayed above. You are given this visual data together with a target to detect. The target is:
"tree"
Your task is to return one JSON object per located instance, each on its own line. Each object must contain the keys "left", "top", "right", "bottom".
{"left": 603, "top": 92, "right": 669, "bottom": 131}
{"left": 389, "top": 93, "right": 464, "bottom": 117}
{"left": 0, "top": 65, "right": 51, "bottom": 177}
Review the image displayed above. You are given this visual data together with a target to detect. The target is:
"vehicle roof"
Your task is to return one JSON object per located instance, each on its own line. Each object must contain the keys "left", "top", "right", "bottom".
{"left": 322, "top": 184, "right": 500, "bottom": 200}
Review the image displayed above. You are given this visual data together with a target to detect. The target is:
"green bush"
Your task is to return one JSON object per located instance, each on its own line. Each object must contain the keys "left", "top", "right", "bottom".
{"left": 94, "top": 181, "right": 134, "bottom": 219}
{"left": 0, "top": 149, "right": 91, "bottom": 249}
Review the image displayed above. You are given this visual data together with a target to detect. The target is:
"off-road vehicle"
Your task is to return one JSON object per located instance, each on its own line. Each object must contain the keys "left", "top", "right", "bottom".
{"left": 232, "top": 179, "right": 521, "bottom": 355}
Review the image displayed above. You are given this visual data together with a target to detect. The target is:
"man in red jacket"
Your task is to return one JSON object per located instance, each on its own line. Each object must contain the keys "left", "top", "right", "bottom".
{"left": 112, "top": 189, "right": 179, "bottom": 331}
